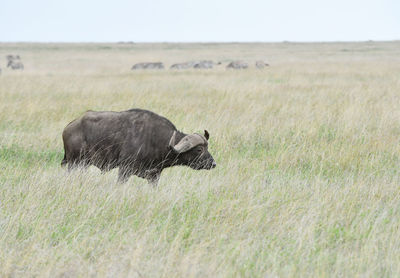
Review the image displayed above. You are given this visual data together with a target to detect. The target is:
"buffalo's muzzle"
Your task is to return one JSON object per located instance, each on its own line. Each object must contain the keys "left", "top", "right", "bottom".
{"left": 204, "top": 159, "right": 216, "bottom": 169}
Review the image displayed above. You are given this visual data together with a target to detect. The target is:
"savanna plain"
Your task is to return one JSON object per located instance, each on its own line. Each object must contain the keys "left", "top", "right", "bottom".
{"left": 1, "top": 42, "right": 400, "bottom": 277}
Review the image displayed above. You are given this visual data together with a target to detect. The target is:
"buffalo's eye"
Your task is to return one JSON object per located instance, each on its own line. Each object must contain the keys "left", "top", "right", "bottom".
{"left": 195, "top": 147, "right": 203, "bottom": 154}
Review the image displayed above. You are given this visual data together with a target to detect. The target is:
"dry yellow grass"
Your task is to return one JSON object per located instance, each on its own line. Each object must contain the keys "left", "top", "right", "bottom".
{"left": 0, "top": 41, "right": 400, "bottom": 277}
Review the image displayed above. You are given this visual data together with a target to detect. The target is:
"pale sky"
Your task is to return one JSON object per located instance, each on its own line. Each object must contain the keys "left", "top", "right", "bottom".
{"left": 1, "top": 0, "right": 399, "bottom": 42}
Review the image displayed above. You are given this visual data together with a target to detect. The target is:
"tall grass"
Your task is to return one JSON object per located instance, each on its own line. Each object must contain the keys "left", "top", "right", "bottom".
{"left": 1, "top": 42, "right": 400, "bottom": 277}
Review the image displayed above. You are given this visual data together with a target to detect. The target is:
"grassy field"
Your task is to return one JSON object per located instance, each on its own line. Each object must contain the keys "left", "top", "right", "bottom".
{"left": 1, "top": 41, "right": 400, "bottom": 277}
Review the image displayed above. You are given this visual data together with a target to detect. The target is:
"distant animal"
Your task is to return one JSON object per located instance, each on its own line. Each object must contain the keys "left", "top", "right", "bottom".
{"left": 131, "top": 62, "right": 164, "bottom": 70}
{"left": 170, "top": 61, "right": 196, "bottom": 69}
{"left": 255, "top": 61, "right": 269, "bottom": 69}
{"left": 6, "top": 55, "right": 24, "bottom": 70}
{"left": 226, "top": 61, "right": 248, "bottom": 69}
{"left": 8, "top": 61, "right": 24, "bottom": 70}
{"left": 6, "top": 55, "right": 21, "bottom": 62}
{"left": 170, "top": 60, "right": 215, "bottom": 69}
{"left": 193, "top": 60, "right": 214, "bottom": 69}
{"left": 61, "top": 109, "right": 217, "bottom": 186}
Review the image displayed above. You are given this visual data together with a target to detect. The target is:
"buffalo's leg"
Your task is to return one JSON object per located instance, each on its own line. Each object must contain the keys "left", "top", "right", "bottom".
{"left": 118, "top": 167, "right": 131, "bottom": 183}
{"left": 67, "top": 159, "right": 90, "bottom": 171}
{"left": 67, "top": 162, "right": 77, "bottom": 171}
{"left": 64, "top": 149, "right": 89, "bottom": 171}
{"left": 61, "top": 153, "right": 67, "bottom": 167}
{"left": 145, "top": 169, "right": 161, "bottom": 187}
{"left": 67, "top": 158, "right": 80, "bottom": 171}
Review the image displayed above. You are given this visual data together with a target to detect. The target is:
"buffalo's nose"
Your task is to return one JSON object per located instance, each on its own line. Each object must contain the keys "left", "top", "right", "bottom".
{"left": 211, "top": 161, "right": 217, "bottom": 168}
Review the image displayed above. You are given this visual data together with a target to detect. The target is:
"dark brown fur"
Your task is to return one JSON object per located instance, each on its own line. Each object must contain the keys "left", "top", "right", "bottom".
{"left": 62, "top": 109, "right": 216, "bottom": 186}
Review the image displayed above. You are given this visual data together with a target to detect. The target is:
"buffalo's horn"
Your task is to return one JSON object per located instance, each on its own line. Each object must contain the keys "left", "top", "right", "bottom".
{"left": 172, "top": 134, "right": 206, "bottom": 153}
{"left": 169, "top": 131, "right": 177, "bottom": 149}
{"left": 172, "top": 137, "right": 192, "bottom": 153}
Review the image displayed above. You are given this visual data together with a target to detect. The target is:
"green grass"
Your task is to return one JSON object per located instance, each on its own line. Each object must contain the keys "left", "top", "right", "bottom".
{"left": 1, "top": 41, "right": 400, "bottom": 277}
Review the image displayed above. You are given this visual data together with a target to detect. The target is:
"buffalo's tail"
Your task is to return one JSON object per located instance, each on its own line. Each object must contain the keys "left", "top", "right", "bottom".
{"left": 61, "top": 153, "right": 67, "bottom": 167}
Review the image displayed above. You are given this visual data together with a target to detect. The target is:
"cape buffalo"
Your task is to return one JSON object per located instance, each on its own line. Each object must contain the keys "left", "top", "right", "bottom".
{"left": 61, "top": 109, "right": 216, "bottom": 186}
{"left": 226, "top": 61, "right": 248, "bottom": 69}
{"left": 6, "top": 55, "right": 24, "bottom": 70}
{"left": 170, "top": 61, "right": 196, "bottom": 69}
{"left": 8, "top": 61, "right": 24, "bottom": 70}
{"left": 193, "top": 60, "right": 214, "bottom": 69}
{"left": 170, "top": 60, "right": 215, "bottom": 69}
{"left": 131, "top": 62, "right": 164, "bottom": 70}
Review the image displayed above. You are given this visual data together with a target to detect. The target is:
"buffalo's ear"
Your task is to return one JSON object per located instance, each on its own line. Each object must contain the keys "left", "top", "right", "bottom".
{"left": 204, "top": 130, "right": 210, "bottom": 141}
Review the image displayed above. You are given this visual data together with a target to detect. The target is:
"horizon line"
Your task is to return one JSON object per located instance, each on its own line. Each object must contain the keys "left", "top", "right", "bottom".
{"left": 0, "top": 39, "right": 399, "bottom": 44}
